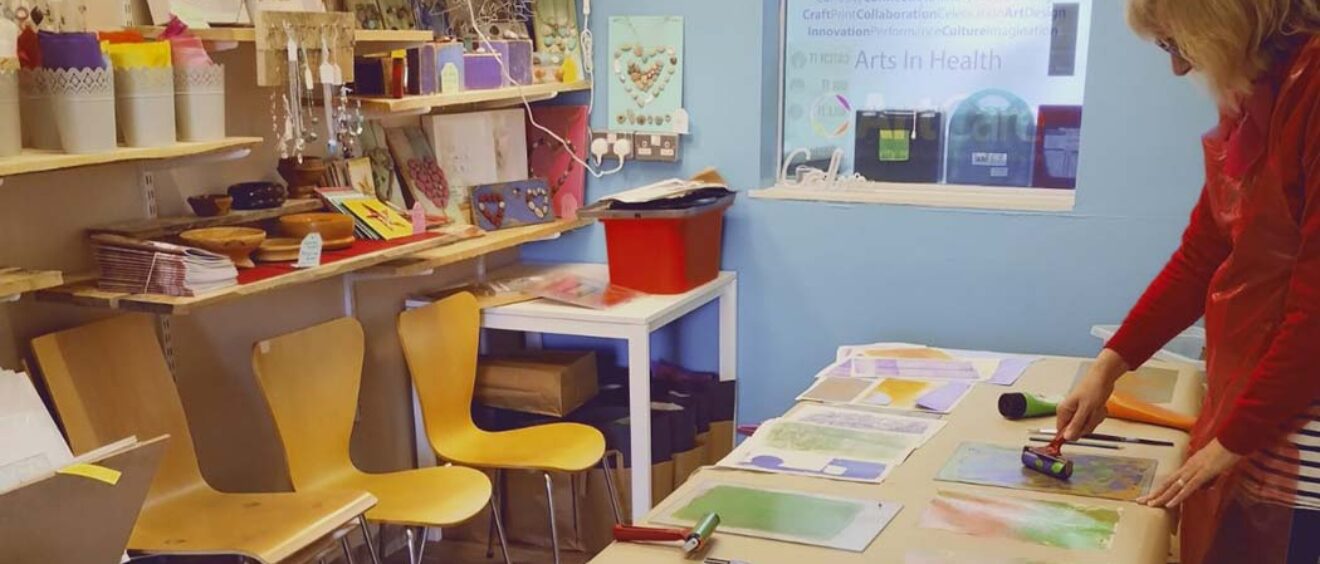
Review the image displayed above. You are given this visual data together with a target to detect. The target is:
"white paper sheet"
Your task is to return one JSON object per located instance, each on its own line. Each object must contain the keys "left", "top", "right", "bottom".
{"left": 0, "top": 369, "right": 72, "bottom": 494}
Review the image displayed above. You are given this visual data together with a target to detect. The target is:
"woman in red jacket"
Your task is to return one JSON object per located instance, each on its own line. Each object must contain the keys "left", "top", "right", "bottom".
{"left": 1058, "top": 1, "right": 1319, "bottom": 563}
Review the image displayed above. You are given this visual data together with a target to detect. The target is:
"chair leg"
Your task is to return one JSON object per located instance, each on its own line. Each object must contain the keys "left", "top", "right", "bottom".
{"left": 486, "top": 480, "right": 497, "bottom": 559}
{"left": 406, "top": 528, "right": 418, "bottom": 564}
{"left": 543, "top": 472, "right": 561, "bottom": 564}
{"left": 357, "top": 516, "right": 383, "bottom": 564}
{"left": 490, "top": 472, "right": 513, "bottom": 564}
{"left": 340, "top": 535, "right": 358, "bottom": 564}
{"left": 600, "top": 454, "right": 624, "bottom": 525}
{"left": 415, "top": 527, "right": 428, "bottom": 563}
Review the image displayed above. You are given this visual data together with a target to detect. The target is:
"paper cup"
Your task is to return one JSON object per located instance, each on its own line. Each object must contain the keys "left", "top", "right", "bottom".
{"left": 174, "top": 65, "right": 225, "bottom": 142}
{"left": 0, "top": 70, "right": 19, "bottom": 157}
{"left": 19, "top": 69, "right": 60, "bottom": 150}
{"left": 48, "top": 67, "right": 117, "bottom": 154}
{"left": 115, "top": 67, "right": 176, "bottom": 147}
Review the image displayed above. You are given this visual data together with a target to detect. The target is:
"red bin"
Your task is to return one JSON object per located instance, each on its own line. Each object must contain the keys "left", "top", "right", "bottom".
{"left": 582, "top": 192, "right": 734, "bottom": 294}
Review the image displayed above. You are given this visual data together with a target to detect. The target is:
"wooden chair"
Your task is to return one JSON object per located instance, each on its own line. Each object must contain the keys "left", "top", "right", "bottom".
{"left": 30, "top": 314, "right": 379, "bottom": 564}
{"left": 251, "top": 317, "right": 493, "bottom": 564}
{"left": 397, "top": 292, "right": 623, "bottom": 564}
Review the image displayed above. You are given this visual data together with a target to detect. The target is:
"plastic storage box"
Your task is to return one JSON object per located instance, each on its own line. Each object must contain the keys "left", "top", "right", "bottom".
{"left": 1091, "top": 324, "right": 1206, "bottom": 371}
{"left": 581, "top": 190, "right": 734, "bottom": 294}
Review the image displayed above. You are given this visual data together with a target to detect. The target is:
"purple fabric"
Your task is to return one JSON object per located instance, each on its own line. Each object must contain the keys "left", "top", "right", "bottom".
{"left": 37, "top": 31, "right": 105, "bottom": 70}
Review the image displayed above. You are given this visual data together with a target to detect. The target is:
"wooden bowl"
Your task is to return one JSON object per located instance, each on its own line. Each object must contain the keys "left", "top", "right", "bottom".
{"left": 179, "top": 227, "right": 267, "bottom": 268}
{"left": 277, "top": 156, "right": 328, "bottom": 199}
{"left": 187, "top": 194, "right": 233, "bottom": 217}
{"left": 228, "top": 181, "right": 287, "bottom": 210}
{"left": 256, "top": 234, "right": 355, "bottom": 262}
{"left": 279, "top": 212, "right": 356, "bottom": 243}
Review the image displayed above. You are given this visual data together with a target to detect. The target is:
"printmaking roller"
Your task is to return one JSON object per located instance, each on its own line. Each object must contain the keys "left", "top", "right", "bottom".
{"left": 998, "top": 392, "right": 1059, "bottom": 420}
{"left": 613, "top": 513, "right": 721, "bottom": 554}
{"left": 1021, "top": 435, "right": 1074, "bottom": 480}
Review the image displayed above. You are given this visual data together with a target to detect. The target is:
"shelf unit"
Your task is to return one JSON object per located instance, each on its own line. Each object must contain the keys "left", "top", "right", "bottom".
{"left": 135, "top": 26, "right": 433, "bottom": 45}
{"left": 89, "top": 200, "right": 324, "bottom": 239}
{"left": 353, "top": 80, "right": 592, "bottom": 114}
{"left": 0, "top": 138, "right": 264, "bottom": 179}
{"left": 38, "top": 219, "right": 593, "bottom": 315}
{"left": 373, "top": 218, "right": 593, "bottom": 276}
{"left": 0, "top": 269, "right": 64, "bottom": 300}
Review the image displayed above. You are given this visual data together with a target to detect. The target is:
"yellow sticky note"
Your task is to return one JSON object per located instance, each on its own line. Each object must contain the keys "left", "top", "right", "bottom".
{"left": 57, "top": 463, "right": 122, "bottom": 486}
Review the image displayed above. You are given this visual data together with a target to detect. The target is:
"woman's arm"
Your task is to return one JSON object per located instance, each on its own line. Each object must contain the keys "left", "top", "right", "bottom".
{"left": 1105, "top": 187, "right": 1231, "bottom": 368}
{"left": 1217, "top": 77, "right": 1320, "bottom": 456}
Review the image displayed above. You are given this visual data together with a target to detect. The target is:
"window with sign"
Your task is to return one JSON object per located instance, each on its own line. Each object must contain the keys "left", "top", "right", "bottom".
{"left": 777, "top": 0, "right": 1093, "bottom": 198}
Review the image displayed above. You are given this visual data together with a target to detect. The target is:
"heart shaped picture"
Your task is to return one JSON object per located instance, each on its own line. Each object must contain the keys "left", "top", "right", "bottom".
{"left": 613, "top": 44, "right": 679, "bottom": 108}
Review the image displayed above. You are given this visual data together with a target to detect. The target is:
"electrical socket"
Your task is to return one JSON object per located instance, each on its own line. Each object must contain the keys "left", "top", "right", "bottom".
{"left": 589, "top": 131, "right": 634, "bottom": 162}
{"left": 633, "top": 133, "right": 681, "bottom": 162}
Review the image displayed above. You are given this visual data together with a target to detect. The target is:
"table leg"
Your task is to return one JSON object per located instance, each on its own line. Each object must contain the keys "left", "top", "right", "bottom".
{"left": 627, "top": 330, "right": 652, "bottom": 523}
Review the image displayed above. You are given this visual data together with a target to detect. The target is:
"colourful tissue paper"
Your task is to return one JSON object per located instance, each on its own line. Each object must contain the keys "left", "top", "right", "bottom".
{"left": 168, "top": 36, "right": 213, "bottom": 68}
{"left": 38, "top": 31, "right": 106, "bottom": 70}
{"left": 104, "top": 41, "right": 172, "bottom": 69}
{"left": 0, "top": 18, "right": 17, "bottom": 60}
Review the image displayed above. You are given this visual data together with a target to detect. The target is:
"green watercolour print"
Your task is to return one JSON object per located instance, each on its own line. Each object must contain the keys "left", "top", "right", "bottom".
{"left": 763, "top": 420, "right": 918, "bottom": 462}
{"left": 920, "top": 490, "right": 1120, "bottom": 551}
{"left": 672, "top": 484, "right": 862, "bottom": 541}
{"left": 936, "top": 442, "right": 1158, "bottom": 502}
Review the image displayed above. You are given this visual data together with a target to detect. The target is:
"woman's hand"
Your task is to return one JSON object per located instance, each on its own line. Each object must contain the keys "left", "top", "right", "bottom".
{"left": 1056, "top": 349, "right": 1129, "bottom": 441}
{"left": 1138, "top": 439, "right": 1241, "bottom": 507}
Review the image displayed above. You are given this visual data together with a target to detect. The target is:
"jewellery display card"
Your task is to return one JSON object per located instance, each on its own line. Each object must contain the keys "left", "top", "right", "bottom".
{"left": 608, "top": 15, "right": 684, "bottom": 134}
{"left": 919, "top": 490, "right": 1120, "bottom": 551}
{"left": 935, "top": 442, "right": 1158, "bottom": 502}
{"left": 385, "top": 126, "right": 467, "bottom": 226}
{"left": 527, "top": 105, "right": 587, "bottom": 219}
{"left": 653, "top": 479, "right": 899, "bottom": 552}
{"left": 533, "top": 0, "right": 584, "bottom": 78}
{"left": 470, "top": 179, "right": 556, "bottom": 231}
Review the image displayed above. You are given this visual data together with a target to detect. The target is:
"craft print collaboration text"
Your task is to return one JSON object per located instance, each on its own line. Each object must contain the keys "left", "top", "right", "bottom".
{"left": 854, "top": 49, "right": 1004, "bottom": 72}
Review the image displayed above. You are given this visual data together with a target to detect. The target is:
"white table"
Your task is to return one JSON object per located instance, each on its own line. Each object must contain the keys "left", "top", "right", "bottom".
{"left": 477, "top": 263, "right": 738, "bottom": 522}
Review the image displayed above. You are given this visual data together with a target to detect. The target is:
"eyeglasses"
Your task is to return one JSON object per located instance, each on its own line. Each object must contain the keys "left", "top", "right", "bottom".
{"left": 1157, "top": 38, "right": 1183, "bottom": 58}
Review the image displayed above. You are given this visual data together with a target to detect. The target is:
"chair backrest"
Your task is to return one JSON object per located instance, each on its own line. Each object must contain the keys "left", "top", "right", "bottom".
{"left": 250, "top": 317, "right": 364, "bottom": 490}
{"left": 30, "top": 314, "right": 206, "bottom": 503}
{"left": 396, "top": 292, "right": 481, "bottom": 455}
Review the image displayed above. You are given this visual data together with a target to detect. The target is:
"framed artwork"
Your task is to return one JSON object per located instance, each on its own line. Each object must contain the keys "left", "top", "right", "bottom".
{"left": 490, "top": 108, "right": 529, "bottom": 183}
{"left": 527, "top": 105, "right": 587, "bottom": 219}
{"left": 423, "top": 112, "right": 499, "bottom": 188}
{"left": 608, "top": 16, "right": 685, "bottom": 133}
{"left": 359, "top": 122, "right": 410, "bottom": 210}
{"left": 346, "top": 0, "right": 384, "bottom": 29}
{"left": 469, "top": 179, "right": 555, "bottom": 231}
{"left": 385, "top": 126, "right": 467, "bottom": 226}
{"left": 377, "top": 0, "right": 417, "bottom": 30}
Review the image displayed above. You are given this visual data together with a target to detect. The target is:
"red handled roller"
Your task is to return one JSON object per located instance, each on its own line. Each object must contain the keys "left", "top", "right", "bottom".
{"left": 613, "top": 513, "right": 721, "bottom": 554}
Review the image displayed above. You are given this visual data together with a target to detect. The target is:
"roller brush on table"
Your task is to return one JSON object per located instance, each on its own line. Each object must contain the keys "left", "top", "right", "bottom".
{"left": 613, "top": 512, "right": 721, "bottom": 554}
{"left": 1022, "top": 434, "right": 1074, "bottom": 480}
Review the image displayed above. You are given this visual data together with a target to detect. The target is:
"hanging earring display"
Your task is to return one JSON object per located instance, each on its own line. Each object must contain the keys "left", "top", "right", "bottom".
{"left": 607, "top": 16, "right": 685, "bottom": 134}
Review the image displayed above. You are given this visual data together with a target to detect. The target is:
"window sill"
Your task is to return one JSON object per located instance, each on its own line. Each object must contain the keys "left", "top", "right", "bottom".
{"left": 750, "top": 183, "right": 1076, "bottom": 212}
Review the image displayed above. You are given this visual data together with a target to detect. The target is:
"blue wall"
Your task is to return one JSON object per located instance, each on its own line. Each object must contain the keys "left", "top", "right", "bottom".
{"left": 524, "top": 0, "right": 1217, "bottom": 425}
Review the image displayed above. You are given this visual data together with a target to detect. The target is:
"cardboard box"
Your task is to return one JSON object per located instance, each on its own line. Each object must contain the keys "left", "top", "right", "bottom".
{"left": 476, "top": 351, "right": 599, "bottom": 417}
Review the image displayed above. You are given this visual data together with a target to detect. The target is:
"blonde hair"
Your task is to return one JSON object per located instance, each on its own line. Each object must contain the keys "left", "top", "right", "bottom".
{"left": 1128, "top": 0, "right": 1320, "bottom": 108}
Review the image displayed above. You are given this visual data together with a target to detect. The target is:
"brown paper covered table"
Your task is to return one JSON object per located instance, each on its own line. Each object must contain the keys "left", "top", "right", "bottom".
{"left": 590, "top": 357, "right": 1203, "bottom": 564}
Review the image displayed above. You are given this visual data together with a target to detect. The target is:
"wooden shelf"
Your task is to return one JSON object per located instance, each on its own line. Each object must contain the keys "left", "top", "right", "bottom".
{"left": 89, "top": 200, "right": 324, "bottom": 240}
{"left": 0, "top": 268, "right": 64, "bottom": 299}
{"left": 135, "top": 26, "right": 432, "bottom": 44}
{"left": 374, "top": 218, "right": 594, "bottom": 276}
{"left": 36, "top": 228, "right": 478, "bottom": 315}
{"left": 353, "top": 81, "right": 592, "bottom": 114}
{"left": 0, "top": 138, "right": 264, "bottom": 179}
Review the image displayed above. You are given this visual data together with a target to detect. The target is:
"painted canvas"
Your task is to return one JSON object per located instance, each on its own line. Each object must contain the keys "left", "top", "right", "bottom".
{"left": 608, "top": 16, "right": 685, "bottom": 133}
{"left": 919, "top": 490, "right": 1120, "bottom": 550}
{"left": 385, "top": 126, "right": 467, "bottom": 226}
{"left": 490, "top": 108, "right": 530, "bottom": 183}
{"left": 423, "top": 112, "right": 499, "bottom": 188}
{"left": 785, "top": 404, "right": 945, "bottom": 437}
{"left": 797, "top": 376, "right": 872, "bottom": 404}
{"left": 469, "top": 179, "right": 556, "bottom": 231}
{"left": 654, "top": 481, "right": 900, "bottom": 551}
{"left": 853, "top": 378, "right": 971, "bottom": 413}
{"left": 359, "top": 122, "right": 409, "bottom": 209}
{"left": 1074, "top": 362, "right": 1179, "bottom": 405}
{"left": 527, "top": 105, "right": 588, "bottom": 219}
{"left": 935, "top": 442, "right": 1158, "bottom": 501}
{"left": 760, "top": 420, "right": 919, "bottom": 462}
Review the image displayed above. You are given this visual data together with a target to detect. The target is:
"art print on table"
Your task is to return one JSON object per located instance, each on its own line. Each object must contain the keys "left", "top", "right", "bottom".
{"left": 854, "top": 378, "right": 940, "bottom": 410}
{"left": 527, "top": 105, "right": 588, "bottom": 219}
{"left": 785, "top": 404, "right": 944, "bottom": 437}
{"left": 850, "top": 357, "right": 994, "bottom": 380}
{"left": 654, "top": 480, "right": 899, "bottom": 552}
{"left": 726, "top": 446, "right": 893, "bottom": 483}
{"left": 469, "top": 179, "right": 556, "bottom": 231}
{"left": 385, "top": 126, "right": 467, "bottom": 226}
{"left": 608, "top": 16, "right": 685, "bottom": 133}
{"left": 935, "top": 442, "right": 1158, "bottom": 502}
{"left": 919, "top": 490, "right": 1120, "bottom": 551}
{"left": 905, "top": 549, "right": 1050, "bottom": 564}
{"left": 797, "top": 375, "right": 872, "bottom": 404}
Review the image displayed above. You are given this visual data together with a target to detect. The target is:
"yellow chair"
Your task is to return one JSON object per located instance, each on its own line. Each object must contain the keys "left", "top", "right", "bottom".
{"left": 251, "top": 316, "right": 493, "bottom": 564}
{"left": 30, "top": 314, "right": 378, "bottom": 564}
{"left": 397, "top": 291, "right": 623, "bottom": 564}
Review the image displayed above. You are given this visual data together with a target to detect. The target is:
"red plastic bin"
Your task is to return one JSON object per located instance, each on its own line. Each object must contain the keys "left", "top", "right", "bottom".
{"left": 582, "top": 192, "right": 734, "bottom": 294}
